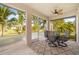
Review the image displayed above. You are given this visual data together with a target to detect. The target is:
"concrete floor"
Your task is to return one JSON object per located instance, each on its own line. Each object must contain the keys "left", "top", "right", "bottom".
{"left": 0, "top": 39, "right": 79, "bottom": 55}
{"left": 31, "top": 40, "right": 79, "bottom": 55}
{"left": 0, "top": 40, "right": 36, "bottom": 55}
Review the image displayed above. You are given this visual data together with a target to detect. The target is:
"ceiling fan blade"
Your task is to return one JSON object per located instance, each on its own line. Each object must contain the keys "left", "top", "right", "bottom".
{"left": 58, "top": 9, "right": 63, "bottom": 12}
{"left": 51, "top": 11, "right": 55, "bottom": 14}
{"left": 51, "top": 8, "right": 63, "bottom": 15}
{"left": 58, "top": 12, "right": 63, "bottom": 15}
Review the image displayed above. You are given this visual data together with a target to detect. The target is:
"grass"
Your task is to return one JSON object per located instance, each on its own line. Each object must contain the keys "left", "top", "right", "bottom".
{"left": 0, "top": 34, "right": 23, "bottom": 47}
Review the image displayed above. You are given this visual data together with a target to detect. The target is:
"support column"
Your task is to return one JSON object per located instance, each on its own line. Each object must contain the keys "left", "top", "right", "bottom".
{"left": 76, "top": 14, "right": 79, "bottom": 43}
{"left": 26, "top": 9, "right": 32, "bottom": 46}
{"left": 47, "top": 17, "right": 50, "bottom": 31}
{"left": 47, "top": 17, "right": 53, "bottom": 31}
{"left": 76, "top": 9, "right": 79, "bottom": 43}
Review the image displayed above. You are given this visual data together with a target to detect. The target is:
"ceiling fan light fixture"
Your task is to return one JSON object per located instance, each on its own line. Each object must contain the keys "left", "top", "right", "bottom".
{"left": 51, "top": 8, "right": 63, "bottom": 15}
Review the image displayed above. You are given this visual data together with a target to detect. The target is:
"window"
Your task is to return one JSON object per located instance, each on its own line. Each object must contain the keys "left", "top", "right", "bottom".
{"left": 50, "top": 16, "right": 76, "bottom": 41}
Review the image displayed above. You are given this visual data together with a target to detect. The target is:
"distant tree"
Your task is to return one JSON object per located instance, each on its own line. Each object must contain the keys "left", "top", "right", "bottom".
{"left": 0, "top": 6, "right": 15, "bottom": 36}
{"left": 53, "top": 19, "right": 65, "bottom": 33}
{"left": 65, "top": 22, "right": 75, "bottom": 38}
{"left": 17, "top": 11, "right": 25, "bottom": 34}
{"left": 7, "top": 18, "right": 17, "bottom": 29}
{"left": 32, "top": 15, "right": 39, "bottom": 32}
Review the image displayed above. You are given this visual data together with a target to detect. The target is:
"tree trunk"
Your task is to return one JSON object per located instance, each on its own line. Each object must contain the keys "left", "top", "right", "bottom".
{"left": 1, "top": 24, "right": 4, "bottom": 37}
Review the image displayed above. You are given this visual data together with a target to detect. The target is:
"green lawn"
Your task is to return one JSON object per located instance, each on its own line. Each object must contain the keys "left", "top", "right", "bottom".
{"left": 0, "top": 34, "right": 23, "bottom": 47}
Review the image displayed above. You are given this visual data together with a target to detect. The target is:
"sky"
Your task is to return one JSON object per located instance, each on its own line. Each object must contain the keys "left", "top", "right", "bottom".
{"left": 8, "top": 14, "right": 19, "bottom": 20}
{"left": 7, "top": 8, "right": 19, "bottom": 20}
{"left": 0, "top": 4, "right": 19, "bottom": 20}
{"left": 64, "top": 17, "right": 75, "bottom": 23}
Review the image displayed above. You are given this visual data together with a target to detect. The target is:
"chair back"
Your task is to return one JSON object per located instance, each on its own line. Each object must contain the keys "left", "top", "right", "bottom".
{"left": 48, "top": 31, "right": 60, "bottom": 42}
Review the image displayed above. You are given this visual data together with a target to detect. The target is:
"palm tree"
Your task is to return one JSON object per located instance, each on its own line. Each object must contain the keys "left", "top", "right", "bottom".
{"left": 32, "top": 15, "right": 39, "bottom": 32}
{"left": 65, "top": 22, "right": 75, "bottom": 38}
{"left": 7, "top": 18, "right": 17, "bottom": 29}
{"left": 32, "top": 15, "right": 46, "bottom": 31}
{"left": 18, "top": 11, "right": 24, "bottom": 33}
{"left": 0, "top": 6, "right": 15, "bottom": 36}
{"left": 7, "top": 11, "right": 24, "bottom": 34}
{"left": 53, "top": 19, "right": 65, "bottom": 33}
{"left": 18, "top": 12, "right": 24, "bottom": 25}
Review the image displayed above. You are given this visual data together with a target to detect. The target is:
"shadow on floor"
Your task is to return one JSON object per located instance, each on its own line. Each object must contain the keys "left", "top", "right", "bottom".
{"left": 30, "top": 40, "right": 79, "bottom": 55}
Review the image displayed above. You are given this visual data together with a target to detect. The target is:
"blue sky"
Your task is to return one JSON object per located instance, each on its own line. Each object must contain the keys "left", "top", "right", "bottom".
{"left": 8, "top": 14, "right": 19, "bottom": 20}
{"left": 7, "top": 8, "right": 19, "bottom": 20}
{"left": 64, "top": 17, "right": 75, "bottom": 23}
{"left": 0, "top": 4, "right": 18, "bottom": 20}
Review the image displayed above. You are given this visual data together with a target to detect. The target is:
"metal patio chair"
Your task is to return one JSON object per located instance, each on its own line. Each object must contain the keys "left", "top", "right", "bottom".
{"left": 44, "top": 31, "right": 69, "bottom": 47}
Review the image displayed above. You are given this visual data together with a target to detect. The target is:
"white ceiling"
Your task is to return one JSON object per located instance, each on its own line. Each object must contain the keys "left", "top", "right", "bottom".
{"left": 5, "top": 3, "right": 79, "bottom": 17}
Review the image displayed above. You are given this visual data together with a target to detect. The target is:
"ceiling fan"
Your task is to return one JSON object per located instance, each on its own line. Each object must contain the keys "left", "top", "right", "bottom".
{"left": 51, "top": 8, "right": 63, "bottom": 15}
